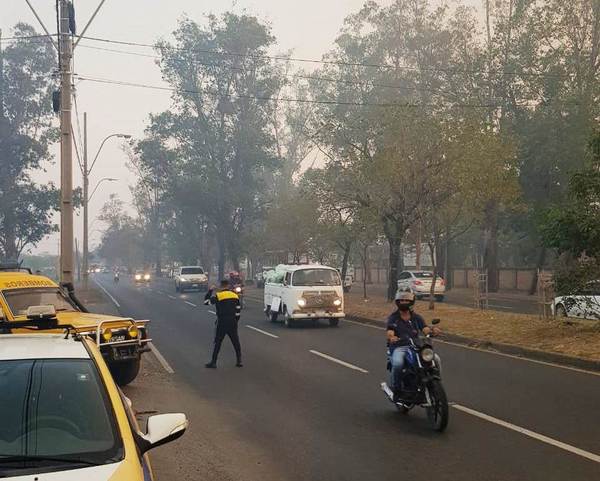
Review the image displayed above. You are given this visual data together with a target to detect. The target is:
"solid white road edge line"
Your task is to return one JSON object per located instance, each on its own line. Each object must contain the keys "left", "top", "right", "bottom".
{"left": 93, "top": 278, "right": 121, "bottom": 308}
{"left": 245, "top": 325, "right": 279, "bottom": 339}
{"left": 149, "top": 342, "right": 175, "bottom": 374}
{"left": 184, "top": 301, "right": 197, "bottom": 307}
{"left": 452, "top": 404, "right": 600, "bottom": 464}
{"left": 309, "top": 350, "right": 369, "bottom": 373}
{"left": 343, "top": 319, "right": 600, "bottom": 377}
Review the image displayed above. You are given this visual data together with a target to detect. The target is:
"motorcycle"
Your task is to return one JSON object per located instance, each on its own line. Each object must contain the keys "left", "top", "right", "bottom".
{"left": 113, "top": 272, "right": 120, "bottom": 284}
{"left": 381, "top": 319, "right": 449, "bottom": 432}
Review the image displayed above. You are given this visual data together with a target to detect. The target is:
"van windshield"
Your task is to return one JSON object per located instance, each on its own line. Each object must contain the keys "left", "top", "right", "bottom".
{"left": 292, "top": 269, "right": 341, "bottom": 286}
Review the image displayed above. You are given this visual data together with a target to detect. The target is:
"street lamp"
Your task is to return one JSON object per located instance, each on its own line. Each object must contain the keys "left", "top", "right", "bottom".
{"left": 82, "top": 111, "right": 131, "bottom": 286}
{"left": 89, "top": 177, "right": 117, "bottom": 202}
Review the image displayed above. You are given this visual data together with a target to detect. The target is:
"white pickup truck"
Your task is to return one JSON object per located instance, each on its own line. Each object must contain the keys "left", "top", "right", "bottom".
{"left": 264, "top": 264, "right": 345, "bottom": 327}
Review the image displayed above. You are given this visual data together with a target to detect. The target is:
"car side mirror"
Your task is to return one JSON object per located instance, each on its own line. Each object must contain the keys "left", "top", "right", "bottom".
{"left": 432, "top": 318, "right": 441, "bottom": 325}
{"left": 140, "top": 413, "right": 188, "bottom": 453}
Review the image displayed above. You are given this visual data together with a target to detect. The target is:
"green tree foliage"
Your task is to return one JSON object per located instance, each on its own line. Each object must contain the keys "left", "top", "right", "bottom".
{"left": 0, "top": 25, "right": 58, "bottom": 260}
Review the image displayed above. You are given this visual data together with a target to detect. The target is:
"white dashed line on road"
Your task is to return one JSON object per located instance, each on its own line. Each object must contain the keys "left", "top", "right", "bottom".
{"left": 309, "top": 350, "right": 369, "bottom": 373}
{"left": 208, "top": 310, "right": 216, "bottom": 315}
{"left": 245, "top": 325, "right": 279, "bottom": 339}
{"left": 452, "top": 404, "right": 600, "bottom": 464}
{"left": 184, "top": 301, "right": 197, "bottom": 307}
{"left": 149, "top": 342, "right": 175, "bottom": 374}
{"left": 93, "top": 278, "right": 121, "bottom": 308}
{"left": 167, "top": 295, "right": 176, "bottom": 300}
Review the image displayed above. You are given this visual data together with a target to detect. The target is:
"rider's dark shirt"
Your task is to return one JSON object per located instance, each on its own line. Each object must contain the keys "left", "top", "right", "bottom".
{"left": 386, "top": 311, "right": 426, "bottom": 348}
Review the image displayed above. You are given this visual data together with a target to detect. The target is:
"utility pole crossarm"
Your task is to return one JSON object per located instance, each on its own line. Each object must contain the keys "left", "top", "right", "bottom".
{"left": 23, "top": 0, "right": 59, "bottom": 52}
{"left": 73, "top": 0, "right": 108, "bottom": 49}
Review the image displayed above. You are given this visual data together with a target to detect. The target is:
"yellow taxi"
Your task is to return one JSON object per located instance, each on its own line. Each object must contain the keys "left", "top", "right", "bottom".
{"left": 0, "top": 266, "right": 150, "bottom": 385}
{"left": 0, "top": 332, "right": 187, "bottom": 480}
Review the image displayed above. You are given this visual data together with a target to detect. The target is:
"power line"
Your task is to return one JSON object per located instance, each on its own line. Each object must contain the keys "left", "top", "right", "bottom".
{"left": 76, "top": 34, "right": 567, "bottom": 79}
{"left": 76, "top": 73, "right": 535, "bottom": 109}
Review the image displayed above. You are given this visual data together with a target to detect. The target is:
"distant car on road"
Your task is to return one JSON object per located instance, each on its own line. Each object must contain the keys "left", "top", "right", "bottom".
{"left": 397, "top": 270, "right": 445, "bottom": 301}
{"left": 552, "top": 281, "right": 600, "bottom": 320}
{"left": 174, "top": 266, "right": 208, "bottom": 292}
{"left": 134, "top": 270, "right": 151, "bottom": 284}
{"left": 0, "top": 333, "right": 187, "bottom": 480}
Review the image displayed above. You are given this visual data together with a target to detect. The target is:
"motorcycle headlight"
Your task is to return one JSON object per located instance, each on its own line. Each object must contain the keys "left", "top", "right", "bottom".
{"left": 235, "top": 286, "right": 242, "bottom": 293}
{"left": 333, "top": 298, "right": 342, "bottom": 306}
{"left": 297, "top": 298, "right": 306, "bottom": 308}
{"left": 144, "top": 274, "right": 150, "bottom": 280}
{"left": 421, "top": 348, "right": 435, "bottom": 363}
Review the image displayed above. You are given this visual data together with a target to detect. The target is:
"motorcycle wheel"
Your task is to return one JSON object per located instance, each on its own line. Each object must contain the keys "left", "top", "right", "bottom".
{"left": 426, "top": 380, "right": 449, "bottom": 432}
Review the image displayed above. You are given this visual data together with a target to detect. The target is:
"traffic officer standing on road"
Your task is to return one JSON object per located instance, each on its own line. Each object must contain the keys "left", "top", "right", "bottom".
{"left": 204, "top": 279, "right": 243, "bottom": 368}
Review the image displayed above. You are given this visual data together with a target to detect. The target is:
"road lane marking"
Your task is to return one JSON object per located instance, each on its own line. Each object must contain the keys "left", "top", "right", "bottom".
{"left": 452, "top": 404, "right": 600, "bottom": 464}
{"left": 184, "top": 301, "right": 197, "bottom": 307}
{"left": 208, "top": 310, "right": 216, "bottom": 315}
{"left": 167, "top": 295, "right": 176, "bottom": 300}
{"left": 345, "top": 318, "right": 600, "bottom": 377}
{"left": 93, "top": 278, "right": 121, "bottom": 308}
{"left": 309, "top": 350, "right": 369, "bottom": 373}
{"left": 246, "top": 325, "right": 279, "bottom": 339}
{"left": 149, "top": 342, "right": 175, "bottom": 374}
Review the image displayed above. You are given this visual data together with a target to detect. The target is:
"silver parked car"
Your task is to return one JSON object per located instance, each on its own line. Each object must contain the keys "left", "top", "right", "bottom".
{"left": 552, "top": 281, "right": 600, "bottom": 320}
{"left": 397, "top": 270, "right": 445, "bottom": 301}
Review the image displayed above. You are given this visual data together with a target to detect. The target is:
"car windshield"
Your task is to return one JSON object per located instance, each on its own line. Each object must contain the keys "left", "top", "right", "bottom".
{"left": 0, "top": 359, "right": 123, "bottom": 473}
{"left": 292, "top": 269, "right": 341, "bottom": 286}
{"left": 414, "top": 272, "right": 434, "bottom": 278}
{"left": 181, "top": 267, "right": 204, "bottom": 275}
{"left": 3, "top": 288, "right": 77, "bottom": 317}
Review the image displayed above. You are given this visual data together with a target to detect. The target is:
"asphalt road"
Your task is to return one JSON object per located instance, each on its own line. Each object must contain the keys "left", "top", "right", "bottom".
{"left": 94, "top": 274, "right": 600, "bottom": 481}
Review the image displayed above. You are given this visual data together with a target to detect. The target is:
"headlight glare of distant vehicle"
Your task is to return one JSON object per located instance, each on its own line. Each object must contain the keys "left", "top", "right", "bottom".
{"left": 128, "top": 325, "right": 139, "bottom": 339}
{"left": 135, "top": 274, "right": 141, "bottom": 280}
{"left": 421, "top": 348, "right": 434, "bottom": 363}
{"left": 333, "top": 298, "right": 342, "bottom": 306}
{"left": 297, "top": 298, "right": 306, "bottom": 307}
{"left": 144, "top": 274, "right": 150, "bottom": 280}
{"left": 102, "top": 329, "right": 113, "bottom": 342}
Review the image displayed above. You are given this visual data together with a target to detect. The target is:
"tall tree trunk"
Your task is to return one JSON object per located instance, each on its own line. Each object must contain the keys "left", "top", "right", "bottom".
{"left": 428, "top": 241, "right": 438, "bottom": 310}
{"left": 483, "top": 201, "right": 499, "bottom": 292}
{"left": 444, "top": 233, "right": 451, "bottom": 290}
{"left": 340, "top": 241, "right": 351, "bottom": 280}
{"left": 362, "top": 243, "right": 369, "bottom": 299}
{"left": 217, "top": 226, "right": 226, "bottom": 281}
{"left": 385, "top": 220, "right": 404, "bottom": 301}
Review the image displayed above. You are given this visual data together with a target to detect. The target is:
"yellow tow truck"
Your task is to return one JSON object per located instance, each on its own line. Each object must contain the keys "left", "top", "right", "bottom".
{"left": 0, "top": 265, "right": 150, "bottom": 385}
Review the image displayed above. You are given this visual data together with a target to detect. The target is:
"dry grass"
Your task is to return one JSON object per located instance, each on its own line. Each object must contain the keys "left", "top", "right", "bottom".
{"left": 346, "top": 292, "right": 600, "bottom": 361}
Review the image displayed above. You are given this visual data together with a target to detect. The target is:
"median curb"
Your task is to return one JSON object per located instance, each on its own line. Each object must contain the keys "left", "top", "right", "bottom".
{"left": 345, "top": 315, "right": 600, "bottom": 373}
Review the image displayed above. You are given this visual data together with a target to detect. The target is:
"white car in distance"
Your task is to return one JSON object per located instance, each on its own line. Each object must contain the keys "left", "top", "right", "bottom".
{"left": 552, "top": 281, "right": 600, "bottom": 320}
{"left": 397, "top": 270, "right": 446, "bottom": 301}
{"left": 174, "top": 266, "right": 209, "bottom": 292}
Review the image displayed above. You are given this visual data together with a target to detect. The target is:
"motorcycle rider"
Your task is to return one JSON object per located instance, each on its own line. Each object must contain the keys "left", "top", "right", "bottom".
{"left": 386, "top": 291, "right": 440, "bottom": 401}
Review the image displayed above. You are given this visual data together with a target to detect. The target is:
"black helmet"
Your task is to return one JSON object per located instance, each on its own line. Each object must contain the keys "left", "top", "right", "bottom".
{"left": 394, "top": 290, "right": 415, "bottom": 308}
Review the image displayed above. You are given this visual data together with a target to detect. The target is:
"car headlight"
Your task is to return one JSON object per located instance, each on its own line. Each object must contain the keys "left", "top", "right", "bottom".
{"left": 102, "top": 329, "right": 113, "bottom": 342}
{"left": 180, "top": 277, "right": 187, "bottom": 282}
{"left": 421, "top": 348, "right": 435, "bottom": 363}
{"left": 135, "top": 274, "right": 141, "bottom": 280}
{"left": 333, "top": 298, "right": 342, "bottom": 306}
{"left": 297, "top": 298, "right": 306, "bottom": 307}
{"left": 144, "top": 274, "right": 150, "bottom": 280}
{"left": 235, "top": 286, "right": 242, "bottom": 293}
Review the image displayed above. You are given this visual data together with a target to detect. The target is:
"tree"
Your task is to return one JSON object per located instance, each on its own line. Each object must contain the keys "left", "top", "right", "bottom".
{"left": 0, "top": 25, "right": 58, "bottom": 261}
{"left": 152, "top": 14, "right": 285, "bottom": 278}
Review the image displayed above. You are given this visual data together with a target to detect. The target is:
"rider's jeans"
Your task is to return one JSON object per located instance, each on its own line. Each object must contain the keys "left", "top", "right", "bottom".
{"left": 390, "top": 346, "right": 410, "bottom": 390}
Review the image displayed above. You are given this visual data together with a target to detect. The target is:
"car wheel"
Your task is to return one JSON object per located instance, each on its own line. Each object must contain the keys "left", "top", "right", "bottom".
{"left": 435, "top": 295, "right": 445, "bottom": 302}
{"left": 555, "top": 304, "right": 568, "bottom": 318}
{"left": 267, "top": 307, "right": 278, "bottom": 323}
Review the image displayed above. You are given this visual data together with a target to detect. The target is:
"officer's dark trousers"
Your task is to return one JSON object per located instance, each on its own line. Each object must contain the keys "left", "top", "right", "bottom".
{"left": 210, "top": 322, "right": 242, "bottom": 364}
